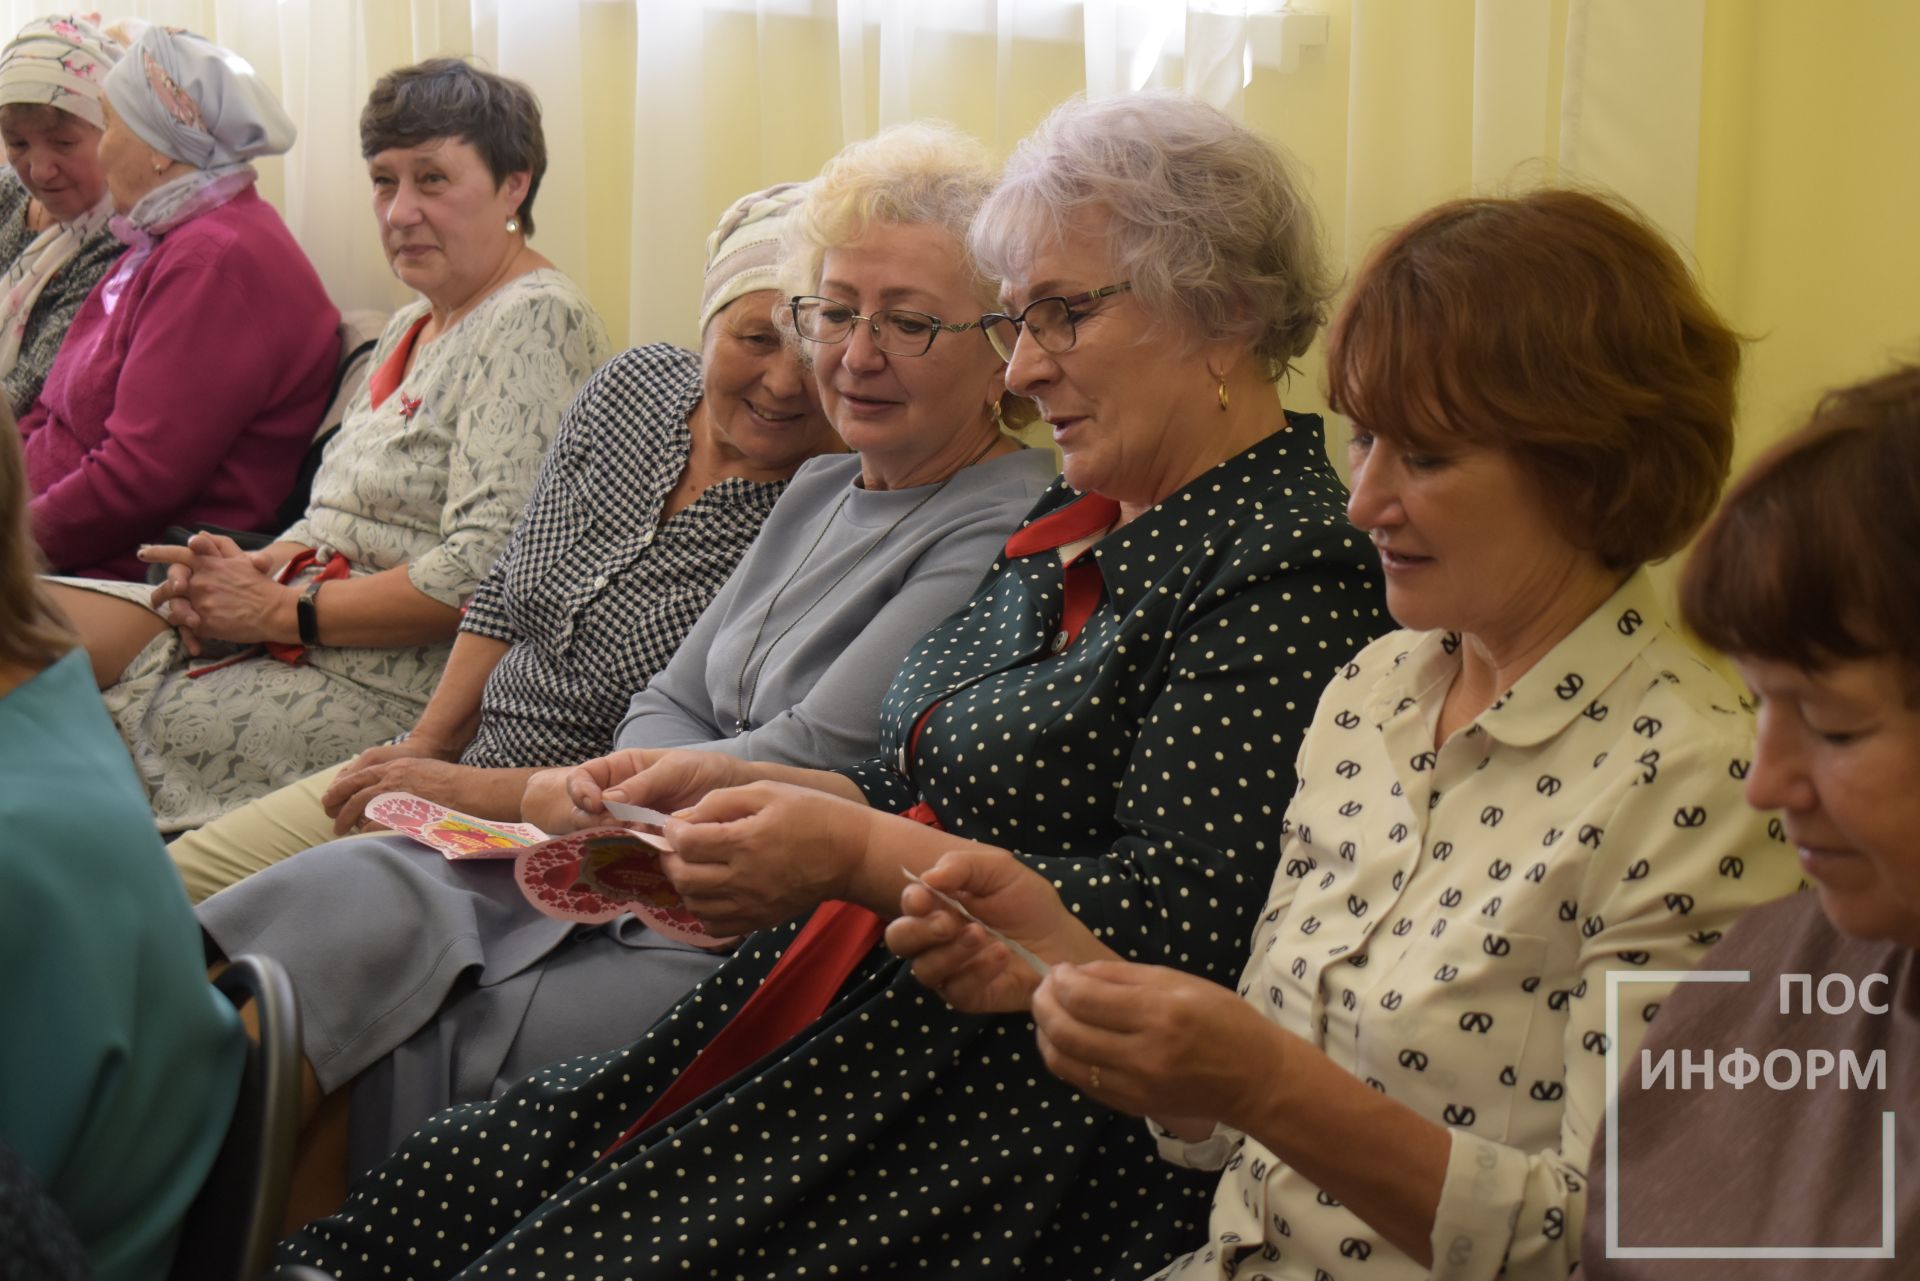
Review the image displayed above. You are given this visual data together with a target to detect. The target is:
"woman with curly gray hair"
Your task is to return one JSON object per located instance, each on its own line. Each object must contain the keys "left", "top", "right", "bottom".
{"left": 272, "top": 93, "right": 1383, "bottom": 1280}
{"left": 971, "top": 90, "right": 1332, "bottom": 511}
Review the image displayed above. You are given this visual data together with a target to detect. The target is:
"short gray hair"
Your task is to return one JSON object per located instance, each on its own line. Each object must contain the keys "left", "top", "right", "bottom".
{"left": 971, "top": 92, "right": 1334, "bottom": 381}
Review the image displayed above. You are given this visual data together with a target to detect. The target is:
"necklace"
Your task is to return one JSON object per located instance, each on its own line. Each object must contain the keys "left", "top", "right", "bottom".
{"left": 731, "top": 433, "right": 1002, "bottom": 732}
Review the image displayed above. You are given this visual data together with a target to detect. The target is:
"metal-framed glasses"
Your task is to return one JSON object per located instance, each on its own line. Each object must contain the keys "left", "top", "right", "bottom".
{"left": 979, "top": 282, "right": 1132, "bottom": 362}
{"left": 787, "top": 296, "right": 983, "bottom": 357}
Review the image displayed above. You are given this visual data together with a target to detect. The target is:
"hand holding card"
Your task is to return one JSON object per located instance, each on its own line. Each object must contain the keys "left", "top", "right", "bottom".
{"left": 903, "top": 867, "right": 1050, "bottom": 978}
{"left": 602, "top": 798, "right": 674, "bottom": 827}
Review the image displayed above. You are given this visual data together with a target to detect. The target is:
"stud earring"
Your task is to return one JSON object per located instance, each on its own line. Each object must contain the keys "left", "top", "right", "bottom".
{"left": 505, "top": 214, "right": 522, "bottom": 235}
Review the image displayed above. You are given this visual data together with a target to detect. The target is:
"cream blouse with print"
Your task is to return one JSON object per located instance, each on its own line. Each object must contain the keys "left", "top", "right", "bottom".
{"left": 1151, "top": 570, "right": 1803, "bottom": 1281}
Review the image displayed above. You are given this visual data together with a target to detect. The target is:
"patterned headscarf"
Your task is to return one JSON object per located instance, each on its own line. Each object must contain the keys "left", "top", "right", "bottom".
{"left": 102, "top": 24, "right": 293, "bottom": 168}
{"left": 0, "top": 14, "right": 121, "bottom": 131}
{"left": 700, "top": 181, "right": 810, "bottom": 332}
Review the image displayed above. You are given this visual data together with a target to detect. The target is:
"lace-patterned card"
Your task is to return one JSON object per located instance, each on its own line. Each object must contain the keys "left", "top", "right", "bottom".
{"left": 365, "top": 791, "right": 729, "bottom": 948}
{"left": 514, "top": 828, "right": 731, "bottom": 948}
{"left": 363, "top": 792, "right": 547, "bottom": 859}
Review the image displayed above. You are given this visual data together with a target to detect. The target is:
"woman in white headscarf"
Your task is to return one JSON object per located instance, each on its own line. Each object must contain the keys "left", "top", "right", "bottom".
{"left": 17, "top": 22, "right": 339, "bottom": 581}
{"left": 0, "top": 15, "right": 127, "bottom": 416}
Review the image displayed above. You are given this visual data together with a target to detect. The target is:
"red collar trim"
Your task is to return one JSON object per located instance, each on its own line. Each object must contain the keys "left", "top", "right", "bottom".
{"left": 369, "top": 314, "right": 431, "bottom": 411}
{"left": 1004, "top": 492, "right": 1121, "bottom": 558}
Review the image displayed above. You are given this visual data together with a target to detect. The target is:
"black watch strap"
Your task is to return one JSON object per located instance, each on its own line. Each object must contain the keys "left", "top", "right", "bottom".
{"left": 296, "top": 577, "right": 325, "bottom": 647}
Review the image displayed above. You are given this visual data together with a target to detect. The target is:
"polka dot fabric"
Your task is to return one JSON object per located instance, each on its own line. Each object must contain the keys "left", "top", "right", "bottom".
{"left": 1147, "top": 571, "right": 1805, "bottom": 1281}
{"left": 277, "top": 418, "right": 1388, "bottom": 1280}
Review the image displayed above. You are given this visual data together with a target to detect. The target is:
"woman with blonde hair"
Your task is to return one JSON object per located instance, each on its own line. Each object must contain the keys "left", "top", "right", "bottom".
{"left": 209, "top": 123, "right": 1052, "bottom": 1222}
{"left": 0, "top": 410, "right": 243, "bottom": 1281}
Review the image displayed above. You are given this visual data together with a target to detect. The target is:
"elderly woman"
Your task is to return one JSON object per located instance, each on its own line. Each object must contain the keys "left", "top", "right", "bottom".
{"left": 205, "top": 124, "right": 1053, "bottom": 1208}
{"left": 273, "top": 92, "right": 1384, "bottom": 1280}
{"left": 19, "top": 23, "right": 337, "bottom": 579}
{"left": 889, "top": 183, "right": 1809, "bottom": 1281}
{"left": 45, "top": 58, "right": 609, "bottom": 833}
{"left": 1576, "top": 365, "right": 1920, "bottom": 1278}
{"left": 0, "top": 16, "right": 127, "bottom": 416}
{"left": 164, "top": 180, "right": 836, "bottom": 901}
{"left": 0, "top": 413, "right": 242, "bottom": 1281}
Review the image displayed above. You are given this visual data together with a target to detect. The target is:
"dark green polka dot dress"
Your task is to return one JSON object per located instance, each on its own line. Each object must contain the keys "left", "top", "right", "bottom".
{"left": 279, "top": 417, "right": 1388, "bottom": 1280}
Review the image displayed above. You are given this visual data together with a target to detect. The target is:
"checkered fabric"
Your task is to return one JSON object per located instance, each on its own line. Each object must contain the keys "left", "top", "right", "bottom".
{"left": 457, "top": 344, "right": 787, "bottom": 769}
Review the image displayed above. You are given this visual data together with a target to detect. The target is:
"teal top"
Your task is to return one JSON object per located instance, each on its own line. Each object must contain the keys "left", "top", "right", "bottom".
{"left": 0, "top": 648, "right": 243, "bottom": 1281}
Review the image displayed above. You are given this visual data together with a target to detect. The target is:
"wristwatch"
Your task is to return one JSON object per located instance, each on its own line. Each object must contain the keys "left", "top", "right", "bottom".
{"left": 296, "top": 577, "right": 325, "bottom": 646}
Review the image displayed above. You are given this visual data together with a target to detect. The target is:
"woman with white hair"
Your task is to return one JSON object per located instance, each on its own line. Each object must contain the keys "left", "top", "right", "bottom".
{"left": 20, "top": 22, "right": 338, "bottom": 580}
{"left": 0, "top": 14, "right": 128, "bottom": 416}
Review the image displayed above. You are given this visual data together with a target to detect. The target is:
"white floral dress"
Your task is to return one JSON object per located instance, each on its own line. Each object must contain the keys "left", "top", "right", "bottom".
{"left": 73, "top": 268, "right": 611, "bottom": 831}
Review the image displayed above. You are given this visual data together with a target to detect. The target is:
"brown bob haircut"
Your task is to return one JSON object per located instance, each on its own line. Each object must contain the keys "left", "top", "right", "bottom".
{"left": 360, "top": 59, "right": 546, "bottom": 235}
{"left": 1326, "top": 188, "right": 1741, "bottom": 572}
{"left": 1681, "top": 362, "right": 1920, "bottom": 670}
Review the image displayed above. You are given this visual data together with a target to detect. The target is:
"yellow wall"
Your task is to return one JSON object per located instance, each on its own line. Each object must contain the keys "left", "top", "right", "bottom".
{"left": 345, "top": 2, "right": 1920, "bottom": 478}
{"left": 1696, "top": 0, "right": 1920, "bottom": 468}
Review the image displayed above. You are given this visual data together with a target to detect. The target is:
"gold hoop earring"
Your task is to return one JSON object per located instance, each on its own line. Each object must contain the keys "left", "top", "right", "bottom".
{"left": 1217, "top": 379, "right": 1230, "bottom": 412}
{"left": 505, "top": 215, "right": 522, "bottom": 235}
{"left": 990, "top": 400, "right": 1007, "bottom": 433}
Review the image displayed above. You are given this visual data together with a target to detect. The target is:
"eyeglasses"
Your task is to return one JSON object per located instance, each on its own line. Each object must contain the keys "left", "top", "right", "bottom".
{"left": 979, "top": 282, "right": 1132, "bottom": 362}
{"left": 787, "top": 296, "right": 984, "bottom": 358}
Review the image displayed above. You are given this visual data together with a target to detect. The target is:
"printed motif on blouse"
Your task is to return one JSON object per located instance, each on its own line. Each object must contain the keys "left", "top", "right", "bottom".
{"left": 1152, "top": 570, "right": 1804, "bottom": 1281}
{"left": 456, "top": 344, "right": 789, "bottom": 768}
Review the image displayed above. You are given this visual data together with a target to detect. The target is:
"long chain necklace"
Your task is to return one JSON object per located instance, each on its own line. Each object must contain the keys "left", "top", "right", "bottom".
{"left": 732, "top": 433, "right": 1002, "bottom": 732}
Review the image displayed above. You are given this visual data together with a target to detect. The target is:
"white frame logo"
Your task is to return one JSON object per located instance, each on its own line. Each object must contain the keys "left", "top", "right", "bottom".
{"left": 1603, "top": 969, "right": 1897, "bottom": 1260}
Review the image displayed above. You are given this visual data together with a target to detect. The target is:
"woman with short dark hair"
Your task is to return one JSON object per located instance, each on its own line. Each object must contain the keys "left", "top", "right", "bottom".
{"left": 892, "top": 185, "right": 1802, "bottom": 1280}
{"left": 1576, "top": 363, "right": 1920, "bottom": 1279}
{"left": 360, "top": 57, "right": 548, "bottom": 234}
{"left": 45, "top": 56, "right": 610, "bottom": 834}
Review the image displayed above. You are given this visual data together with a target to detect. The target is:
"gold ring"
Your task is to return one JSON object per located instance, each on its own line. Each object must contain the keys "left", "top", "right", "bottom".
{"left": 1089, "top": 1064, "right": 1101, "bottom": 1090}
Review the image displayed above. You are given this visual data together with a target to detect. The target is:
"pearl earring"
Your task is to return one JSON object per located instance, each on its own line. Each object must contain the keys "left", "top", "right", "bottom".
{"left": 505, "top": 214, "right": 522, "bottom": 235}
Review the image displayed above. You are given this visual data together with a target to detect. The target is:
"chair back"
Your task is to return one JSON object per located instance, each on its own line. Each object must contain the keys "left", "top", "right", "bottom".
{"left": 166, "top": 954, "right": 303, "bottom": 1281}
{"left": 271, "top": 309, "right": 389, "bottom": 531}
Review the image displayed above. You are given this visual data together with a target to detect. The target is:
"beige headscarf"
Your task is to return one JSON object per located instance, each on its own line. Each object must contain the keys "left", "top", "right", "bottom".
{"left": 699, "top": 182, "right": 810, "bottom": 332}
{"left": 0, "top": 15, "right": 122, "bottom": 378}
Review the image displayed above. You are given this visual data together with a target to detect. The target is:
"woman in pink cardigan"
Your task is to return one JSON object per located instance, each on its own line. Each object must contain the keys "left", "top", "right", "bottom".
{"left": 18, "top": 23, "right": 338, "bottom": 580}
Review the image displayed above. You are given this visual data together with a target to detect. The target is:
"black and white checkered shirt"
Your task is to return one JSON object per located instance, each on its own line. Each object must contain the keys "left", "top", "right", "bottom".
{"left": 457, "top": 344, "right": 787, "bottom": 769}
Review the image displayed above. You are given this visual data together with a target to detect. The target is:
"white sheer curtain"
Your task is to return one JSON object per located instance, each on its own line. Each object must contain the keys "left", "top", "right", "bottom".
{"left": 0, "top": 0, "right": 1704, "bottom": 368}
